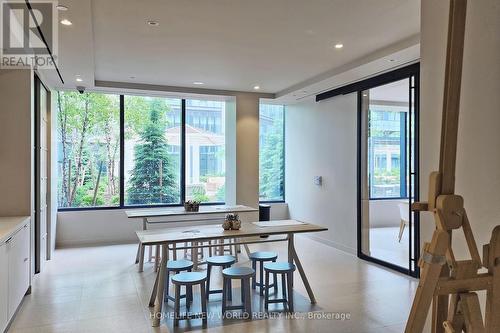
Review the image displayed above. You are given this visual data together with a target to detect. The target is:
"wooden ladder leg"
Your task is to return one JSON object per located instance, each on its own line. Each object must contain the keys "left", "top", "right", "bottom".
{"left": 485, "top": 226, "right": 500, "bottom": 333}
{"left": 405, "top": 230, "right": 450, "bottom": 333}
{"left": 460, "top": 293, "right": 485, "bottom": 333}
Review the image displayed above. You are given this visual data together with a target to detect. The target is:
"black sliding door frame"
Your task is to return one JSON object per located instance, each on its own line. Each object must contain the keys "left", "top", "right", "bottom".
{"left": 350, "top": 64, "right": 420, "bottom": 278}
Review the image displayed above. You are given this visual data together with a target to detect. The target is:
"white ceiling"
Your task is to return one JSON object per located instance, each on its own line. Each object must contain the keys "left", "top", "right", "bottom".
{"left": 43, "top": 0, "right": 420, "bottom": 97}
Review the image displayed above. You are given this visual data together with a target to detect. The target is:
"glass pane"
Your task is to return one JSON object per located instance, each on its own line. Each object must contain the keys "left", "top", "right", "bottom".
{"left": 361, "top": 78, "right": 412, "bottom": 270}
{"left": 124, "top": 96, "right": 181, "bottom": 205}
{"left": 368, "top": 79, "right": 410, "bottom": 199}
{"left": 56, "top": 91, "right": 120, "bottom": 208}
{"left": 185, "top": 99, "right": 226, "bottom": 203}
{"left": 259, "top": 104, "right": 285, "bottom": 201}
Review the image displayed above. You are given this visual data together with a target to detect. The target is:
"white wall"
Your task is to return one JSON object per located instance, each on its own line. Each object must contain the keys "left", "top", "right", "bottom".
{"left": 369, "top": 199, "right": 406, "bottom": 228}
{"left": 420, "top": 0, "right": 500, "bottom": 256}
{"left": 285, "top": 94, "right": 358, "bottom": 254}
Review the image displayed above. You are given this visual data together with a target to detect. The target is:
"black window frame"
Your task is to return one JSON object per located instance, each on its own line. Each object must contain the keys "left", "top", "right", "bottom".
{"left": 258, "top": 104, "right": 286, "bottom": 204}
{"left": 57, "top": 94, "right": 226, "bottom": 211}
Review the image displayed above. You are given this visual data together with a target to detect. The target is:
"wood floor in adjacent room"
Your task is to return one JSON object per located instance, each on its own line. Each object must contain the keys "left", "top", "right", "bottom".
{"left": 7, "top": 236, "right": 417, "bottom": 333}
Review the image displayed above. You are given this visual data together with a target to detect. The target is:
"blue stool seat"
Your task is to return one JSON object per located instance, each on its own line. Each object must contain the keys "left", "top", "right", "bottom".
{"left": 249, "top": 251, "right": 278, "bottom": 261}
{"left": 207, "top": 255, "right": 236, "bottom": 265}
{"left": 263, "top": 262, "right": 296, "bottom": 273}
{"left": 171, "top": 272, "right": 206, "bottom": 285}
{"left": 167, "top": 259, "right": 194, "bottom": 271}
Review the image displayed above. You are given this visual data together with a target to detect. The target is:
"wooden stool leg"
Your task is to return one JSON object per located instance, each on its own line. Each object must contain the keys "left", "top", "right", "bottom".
{"left": 264, "top": 270, "right": 270, "bottom": 311}
{"left": 200, "top": 282, "right": 208, "bottom": 325}
{"left": 281, "top": 273, "right": 287, "bottom": 310}
{"left": 154, "top": 245, "right": 161, "bottom": 272}
{"left": 273, "top": 273, "right": 278, "bottom": 294}
{"left": 259, "top": 261, "right": 264, "bottom": 296}
{"left": 149, "top": 270, "right": 159, "bottom": 307}
{"left": 135, "top": 243, "right": 141, "bottom": 264}
{"left": 244, "top": 279, "right": 252, "bottom": 316}
{"left": 186, "top": 285, "right": 193, "bottom": 311}
{"left": 174, "top": 284, "right": 180, "bottom": 327}
{"left": 163, "top": 270, "right": 170, "bottom": 302}
{"left": 206, "top": 264, "right": 212, "bottom": 300}
{"left": 287, "top": 272, "right": 294, "bottom": 312}
{"left": 172, "top": 243, "right": 177, "bottom": 260}
{"left": 228, "top": 274, "right": 233, "bottom": 301}
{"left": 240, "top": 278, "right": 244, "bottom": 304}
{"left": 138, "top": 244, "right": 145, "bottom": 272}
{"left": 251, "top": 260, "right": 256, "bottom": 289}
{"left": 222, "top": 277, "right": 228, "bottom": 315}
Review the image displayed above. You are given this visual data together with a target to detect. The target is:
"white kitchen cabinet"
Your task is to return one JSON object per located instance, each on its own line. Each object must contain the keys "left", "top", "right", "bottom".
{"left": 0, "top": 242, "right": 8, "bottom": 333}
{"left": 7, "top": 223, "right": 30, "bottom": 319}
{"left": 0, "top": 217, "right": 30, "bottom": 333}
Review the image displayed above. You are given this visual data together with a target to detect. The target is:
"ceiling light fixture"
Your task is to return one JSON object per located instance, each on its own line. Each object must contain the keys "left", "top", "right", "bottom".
{"left": 56, "top": 5, "right": 68, "bottom": 11}
{"left": 60, "top": 19, "right": 72, "bottom": 26}
{"left": 76, "top": 77, "right": 83, "bottom": 82}
{"left": 193, "top": 81, "right": 204, "bottom": 85}
{"left": 147, "top": 20, "right": 159, "bottom": 27}
{"left": 334, "top": 43, "right": 343, "bottom": 49}
{"left": 253, "top": 85, "right": 260, "bottom": 90}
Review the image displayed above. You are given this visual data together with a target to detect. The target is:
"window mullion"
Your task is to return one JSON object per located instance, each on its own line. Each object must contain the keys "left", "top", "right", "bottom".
{"left": 181, "top": 99, "right": 186, "bottom": 204}
{"left": 119, "top": 95, "right": 125, "bottom": 207}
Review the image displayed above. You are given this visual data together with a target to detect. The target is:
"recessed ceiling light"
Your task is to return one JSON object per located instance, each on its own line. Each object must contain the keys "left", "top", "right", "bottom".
{"left": 56, "top": 5, "right": 68, "bottom": 11}
{"left": 334, "top": 43, "right": 343, "bottom": 49}
{"left": 147, "top": 20, "right": 159, "bottom": 27}
{"left": 363, "top": 93, "right": 368, "bottom": 97}
{"left": 253, "top": 85, "right": 260, "bottom": 90}
{"left": 193, "top": 81, "right": 204, "bottom": 85}
{"left": 60, "top": 19, "right": 72, "bottom": 26}
{"left": 76, "top": 77, "right": 83, "bottom": 82}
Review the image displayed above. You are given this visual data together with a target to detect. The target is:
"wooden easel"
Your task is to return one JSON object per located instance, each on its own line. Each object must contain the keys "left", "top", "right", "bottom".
{"left": 405, "top": 0, "right": 500, "bottom": 332}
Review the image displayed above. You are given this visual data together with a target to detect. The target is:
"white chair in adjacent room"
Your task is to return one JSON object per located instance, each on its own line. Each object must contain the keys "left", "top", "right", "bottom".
{"left": 398, "top": 202, "right": 410, "bottom": 243}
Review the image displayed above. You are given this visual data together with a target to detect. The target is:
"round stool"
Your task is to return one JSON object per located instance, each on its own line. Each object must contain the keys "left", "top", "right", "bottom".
{"left": 249, "top": 251, "right": 278, "bottom": 295}
{"left": 164, "top": 259, "right": 194, "bottom": 303}
{"left": 206, "top": 255, "right": 236, "bottom": 300}
{"left": 264, "top": 262, "right": 296, "bottom": 312}
{"left": 171, "top": 272, "right": 207, "bottom": 327}
{"left": 222, "top": 267, "right": 255, "bottom": 316}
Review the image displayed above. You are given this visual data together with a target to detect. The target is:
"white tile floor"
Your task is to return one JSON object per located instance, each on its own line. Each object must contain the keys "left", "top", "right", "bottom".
{"left": 369, "top": 227, "right": 410, "bottom": 268}
{"left": 7, "top": 236, "right": 418, "bottom": 333}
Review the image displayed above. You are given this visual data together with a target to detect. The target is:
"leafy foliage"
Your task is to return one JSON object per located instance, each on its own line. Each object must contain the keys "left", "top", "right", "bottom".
{"left": 126, "top": 100, "right": 179, "bottom": 204}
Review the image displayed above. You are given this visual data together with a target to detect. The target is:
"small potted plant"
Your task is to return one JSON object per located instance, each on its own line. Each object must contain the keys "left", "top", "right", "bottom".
{"left": 224, "top": 213, "right": 241, "bottom": 230}
{"left": 184, "top": 200, "right": 200, "bottom": 212}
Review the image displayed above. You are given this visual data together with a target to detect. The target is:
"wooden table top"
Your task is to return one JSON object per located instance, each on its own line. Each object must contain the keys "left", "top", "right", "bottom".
{"left": 125, "top": 205, "right": 258, "bottom": 219}
{"left": 136, "top": 219, "right": 328, "bottom": 245}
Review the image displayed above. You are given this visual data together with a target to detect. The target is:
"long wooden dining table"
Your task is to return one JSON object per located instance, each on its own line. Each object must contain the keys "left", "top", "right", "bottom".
{"left": 136, "top": 219, "right": 328, "bottom": 327}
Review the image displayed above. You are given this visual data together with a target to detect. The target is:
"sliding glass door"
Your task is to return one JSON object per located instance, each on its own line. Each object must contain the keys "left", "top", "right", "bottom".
{"left": 358, "top": 66, "right": 419, "bottom": 277}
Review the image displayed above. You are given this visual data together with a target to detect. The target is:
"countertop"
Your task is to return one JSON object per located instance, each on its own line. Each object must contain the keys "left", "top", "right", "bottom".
{"left": 0, "top": 216, "right": 30, "bottom": 244}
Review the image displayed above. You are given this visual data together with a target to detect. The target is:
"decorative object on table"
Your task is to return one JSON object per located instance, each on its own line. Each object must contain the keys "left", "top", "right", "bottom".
{"left": 222, "top": 219, "right": 232, "bottom": 230}
{"left": 224, "top": 213, "right": 241, "bottom": 230}
{"left": 184, "top": 200, "right": 200, "bottom": 212}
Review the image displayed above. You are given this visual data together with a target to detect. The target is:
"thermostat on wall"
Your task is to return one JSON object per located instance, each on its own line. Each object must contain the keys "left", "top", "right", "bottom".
{"left": 314, "top": 176, "right": 322, "bottom": 186}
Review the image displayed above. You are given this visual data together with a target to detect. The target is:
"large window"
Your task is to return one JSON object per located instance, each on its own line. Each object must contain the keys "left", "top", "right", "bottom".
{"left": 56, "top": 91, "right": 120, "bottom": 208}
{"left": 124, "top": 96, "right": 181, "bottom": 205}
{"left": 56, "top": 92, "right": 227, "bottom": 209}
{"left": 259, "top": 104, "right": 285, "bottom": 202}
{"left": 368, "top": 105, "right": 407, "bottom": 198}
{"left": 185, "top": 99, "right": 225, "bottom": 203}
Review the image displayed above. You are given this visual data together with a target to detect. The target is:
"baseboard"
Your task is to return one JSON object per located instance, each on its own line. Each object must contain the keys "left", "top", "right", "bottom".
{"left": 304, "top": 234, "right": 357, "bottom": 256}
{"left": 56, "top": 239, "right": 137, "bottom": 248}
